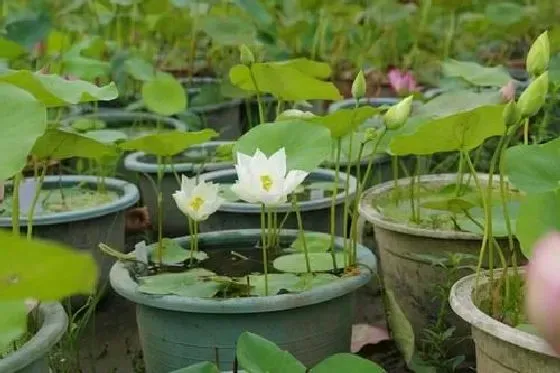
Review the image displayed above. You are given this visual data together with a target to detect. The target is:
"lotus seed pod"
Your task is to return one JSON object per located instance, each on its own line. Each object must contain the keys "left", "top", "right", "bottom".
{"left": 351, "top": 70, "right": 367, "bottom": 99}
{"left": 526, "top": 31, "right": 550, "bottom": 78}
{"left": 518, "top": 72, "right": 549, "bottom": 118}
{"left": 384, "top": 95, "right": 413, "bottom": 130}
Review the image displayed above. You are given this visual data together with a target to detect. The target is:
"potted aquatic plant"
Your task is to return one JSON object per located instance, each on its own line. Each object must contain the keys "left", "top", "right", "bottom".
{"left": 172, "top": 331, "right": 386, "bottom": 373}
{"left": 451, "top": 31, "right": 560, "bottom": 372}
{"left": 106, "top": 91, "right": 381, "bottom": 371}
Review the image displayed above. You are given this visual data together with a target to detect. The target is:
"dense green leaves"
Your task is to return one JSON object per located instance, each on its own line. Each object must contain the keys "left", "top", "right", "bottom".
{"left": 237, "top": 332, "right": 306, "bottom": 373}
{"left": 311, "top": 353, "right": 386, "bottom": 373}
{"left": 389, "top": 104, "right": 505, "bottom": 155}
{"left": 198, "top": 15, "right": 258, "bottom": 45}
{"left": 0, "top": 230, "right": 97, "bottom": 301}
{"left": 32, "top": 129, "right": 118, "bottom": 160}
{"left": 505, "top": 138, "right": 560, "bottom": 194}
{"left": 120, "top": 129, "right": 218, "bottom": 156}
{"left": 0, "top": 70, "right": 118, "bottom": 107}
{"left": 309, "top": 106, "right": 384, "bottom": 138}
{"left": 142, "top": 72, "right": 186, "bottom": 116}
{"left": 0, "top": 83, "right": 47, "bottom": 180}
{"left": 0, "top": 37, "right": 26, "bottom": 60}
{"left": 234, "top": 120, "right": 332, "bottom": 171}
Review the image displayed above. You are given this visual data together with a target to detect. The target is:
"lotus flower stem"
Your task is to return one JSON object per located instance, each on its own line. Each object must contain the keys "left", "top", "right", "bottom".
{"left": 260, "top": 203, "right": 269, "bottom": 295}
{"left": 156, "top": 156, "right": 164, "bottom": 266}
{"left": 11, "top": 173, "right": 22, "bottom": 236}
{"left": 26, "top": 164, "right": 47, "bottom": 241}
{"left": 523, "top": 118, "right": 530, "bottom": 145}
{"left": 342, "top": 132, "right": 355, "bottom": 266}
{"left": 292, "top": 195, "right": 311, "bottom": 274}
{"left": 329, "top": 138, "right": 342, "bottom": 270}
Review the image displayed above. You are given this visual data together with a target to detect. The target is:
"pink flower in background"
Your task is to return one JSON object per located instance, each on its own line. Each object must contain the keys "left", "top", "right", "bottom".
{"left": 500, "top": 80, "right": 517, "bottom": 102}
{"left": 388, "top": 68, "right": 417, "bottom": 95}
{"left": 526, "top": 231, "right": 560, "bottom": 353}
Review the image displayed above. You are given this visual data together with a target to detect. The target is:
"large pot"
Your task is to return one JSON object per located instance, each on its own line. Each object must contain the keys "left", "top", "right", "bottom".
{"left": 179, "top": 77, "right": 242, "bottom": 140}
{"left": 61, "top": 111, "right": 188, "bottom": 182}
{"left": 358, "top": 173, "right": 522, "bottom": 364}
{"left": 0, "top": 175, "right": 139, "bottom": 292}
{"left": 450, "top": 270, "right": 560, "bottom": 372}
{"left": 110, "top": 229, "right": 377, "bottom": 372}
{"left": 124, "top": 141, "right": 234, "bottom": 237}
{"left": 198, "top": 169, "right": 357, "bottom": 235}
{"left": 0, "top": 303, "right": 67, "bottom": 373}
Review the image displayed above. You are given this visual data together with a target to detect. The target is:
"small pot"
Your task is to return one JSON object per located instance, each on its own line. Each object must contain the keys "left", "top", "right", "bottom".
{"left": 358, "top": 173, "right": 523, "bottom": 365}
{"left": 179, "top": 77, "right": 242, "bottom": 140}
{"left": 124, "top": 141, "right": 235, "bottom": 237}
{"left": 450, "top": 270, "right": 560, "bottom": 373}
{"left": 110, "top": 229, "right": 377, "bottom": 372}
{"left": 0, "top": 303, "right": 67, "bottom": 373}
{"left": 0, "top": 175, "right": 139, "bottom": 300}
{"left": 61, "top": 111, "right": 188, "bottom": 182}
{"left": 198, "top": 169, "right": 357, "bottom": 235}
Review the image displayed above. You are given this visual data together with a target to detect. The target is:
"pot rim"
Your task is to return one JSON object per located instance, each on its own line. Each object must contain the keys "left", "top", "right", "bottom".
{"left": 0, "top": 303, "right": 67, "bottom": 372}
{"left": 199, "top": 168, "right": 358, "bottom": 213}
{"left": 359, "top": 173, "right": 502, "bottom": 240}
{"left": 124, "top": 141, "right": 235, "bottom": 174}
{"left": 0, "top": 175, "right": 139, "bottom": 226}
{"left": 60, "top": 110, "right": 188, "bottom": 132}
{"left": 110, "top": 229, "right": 376, "bottom": 314}
{"left": 449, "top": 270, "right": 559, "bottom": 358}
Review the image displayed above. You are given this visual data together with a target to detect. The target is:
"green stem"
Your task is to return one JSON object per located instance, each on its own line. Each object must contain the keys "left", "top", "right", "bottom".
{"left": 455, "top": 151, "right": 464, "bottom": 197}
{"left": 292, "top": 195, "right": 311, "bottom": 273}
{"left": 260, "top": 204, "right": 268, "bottom": 296}
{"left": 11, "top": 173, "right": 23, "bottom": 236}
{"left": 342, "top": 132, "right": 354, "bottom": 266}
{"left": 329, "top": 138, "right": 342, "bottom": 270}
{"left": 26, "top": 164, "right": 47, "bottom": 240}
{"left": 188, "top": 217, "right": 195, "bottom": 266}
{"left": 156, "top": 156, "right": 165, "bottom": 267}
{"left": 248, "top": 65, "right": 265, "bottom": 124}
{"left": 523, "top": 117, "right": 530, "bottom": 145}
{"left": 392, "top": 155, "right": 399, "bottom": 206}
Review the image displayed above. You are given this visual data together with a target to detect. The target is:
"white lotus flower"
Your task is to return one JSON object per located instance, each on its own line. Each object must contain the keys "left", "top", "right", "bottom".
{"left": 172, "top": 176, "right": 224, "bottom": 221}
{"left": 231, "top": 148, "right": 308, "bottom": 205}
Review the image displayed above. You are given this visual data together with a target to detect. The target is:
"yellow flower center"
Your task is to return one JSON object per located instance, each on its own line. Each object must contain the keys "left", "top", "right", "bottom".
{"left": 260, "top": 175, "right": 273, "bottom": 192}
{"left": 189, "top": 196, "right": 204, "bottom": 211}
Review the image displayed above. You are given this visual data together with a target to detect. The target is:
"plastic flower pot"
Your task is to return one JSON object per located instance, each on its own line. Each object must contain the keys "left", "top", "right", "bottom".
{"left": 0, "top": 303, "right": 67, "bottom": 373}
{"left": 450, "top": 270, "right": 560, "bottom": 373}
{"left": 124, "top": 141, "right": 235, "bottom": 237}
{"left": 0, "top": 175, "right": 139, "bottom": 301}
{"left": 198, "top": 169, "right": 357, "bottom": 236}
{"left": 179, "top": 77, "right": 242, "bottom": 140}
{"left": 109, "top": 229, "right": 377, "bottom": 372}
{"left": 358, "top": 174, "right": 523, "bottom": 364}
{"left": 61, "top": 110, "right": 188, "bottom": 182}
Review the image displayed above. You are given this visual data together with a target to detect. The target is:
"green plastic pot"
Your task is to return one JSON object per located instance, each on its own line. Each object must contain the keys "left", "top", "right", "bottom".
{"left": 450, "top": 270, "right": 560, "bottom": 373}
{"left": 0, "top": 175, "right": 139, "bottom": 300}
{"left": 124, "top": 141, "right": 234, "bottom": 237}
{"left": 179, "top": 77, "right": 242, "bottom": 140}
{"left": 110, "top": 229, "right": 377, "bottom": 372}
{"left": 0, "top": 303, "right": 67, "bottom": 373}
{"left": 61, "top": 110, "right": 188, "bottom": 182}
{"left": 198, "top": 169, "right": 357, "bottom": 235}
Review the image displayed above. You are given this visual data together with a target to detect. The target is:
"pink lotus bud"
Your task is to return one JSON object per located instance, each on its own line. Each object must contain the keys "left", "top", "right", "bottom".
{"left": 388, "top": 68, "right": 417, "bottom": 95}
{"left": 526, "top": 231, "right": 560, "bottom": 353}
{"left": 500, "top": 80, "right": 516, "bottom": 103}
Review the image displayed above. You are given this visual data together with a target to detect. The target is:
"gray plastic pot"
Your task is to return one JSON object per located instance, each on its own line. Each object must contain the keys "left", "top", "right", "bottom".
{"left": 0, "top": 303, "right": 67, "bottom": 373}
{"left": 179, "top": 77, "right": 242, "bottom": 140}
{"left": 450, "top": 270, "right": 560, "bottom": 373}
{"left": 198, "top": 169, "right": 357, "bottom": 235}
{"left": 358, "top": 173, "right": 522, "bottom": 364}
{"left": 0, "top": 175, "right": 139, "bottom": 297}
{"left": 110, "top": 229, "right": 377, "bottom": 372}
{"left": 124, "top": 141, "right": 235, "bottom": 237}
{"left": 61, "top": 111, "right": 188, "bottom": 182}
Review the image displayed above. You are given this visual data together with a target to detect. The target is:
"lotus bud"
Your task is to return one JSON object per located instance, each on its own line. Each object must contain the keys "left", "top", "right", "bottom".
{"left": 517, "top": 72, "right": 549, "bottom": 118}
{"left": 500, "top": 80, "right": 517, "bottom": 103}
{"left": 364, "top": 128, "right": 379, "bottom": 142}
{"left": 526, "top": 31, "right": 550, "bottom": 78}
{"left": 502, "top": 100, "right": 521, "bottom": 128}
{"left": 526, "top": 231, "right": 560, "bottom": 354}
{"left": 384, "top": 95, "right": 413, "bottom": 130}
{"left": 239, "top": 44, "right": 255, "bottom": 65}
{"left": 352, "top": 70, "right": 367, "bottom": 99}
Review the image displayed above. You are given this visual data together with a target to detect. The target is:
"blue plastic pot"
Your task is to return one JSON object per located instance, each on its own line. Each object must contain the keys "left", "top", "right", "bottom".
{"left": 124, "top": 141, "right": 234, "bottom": 237}
{"left": 0, "top": 303, "right": 67, "bottom": 373}
{"left": 198, "top": 169, "right": 356, "bottom": 235}
{"left": 110, "top": 229, "right": 377, "bottom": 372}
{"left": 0, "top": 175, "right": 139, "bottom": 293}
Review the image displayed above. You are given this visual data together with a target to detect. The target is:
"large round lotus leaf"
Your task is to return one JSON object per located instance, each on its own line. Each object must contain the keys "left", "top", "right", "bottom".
{"left": 142, "top": 72, "right": 186, "bottom": 116}
{"left": 273, "top": 252, "right": 346, "bottom": 273}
